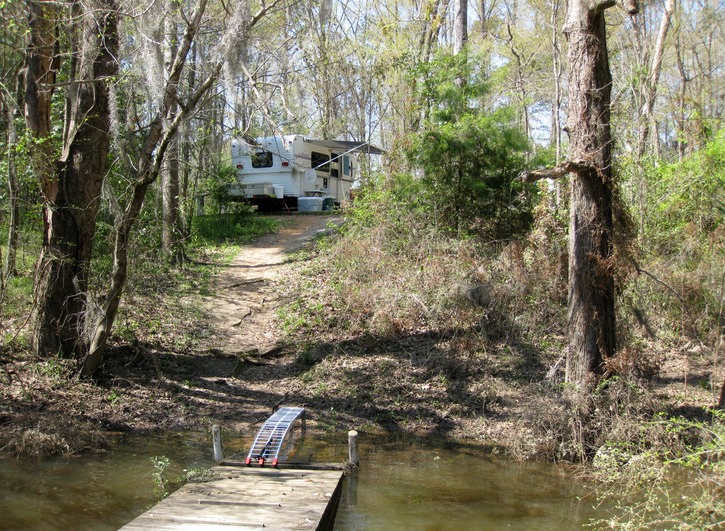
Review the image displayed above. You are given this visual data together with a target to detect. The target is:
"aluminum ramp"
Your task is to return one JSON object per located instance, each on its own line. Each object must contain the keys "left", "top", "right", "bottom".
{"left": 246, "top": 406, "right": 305, "bottom": 466}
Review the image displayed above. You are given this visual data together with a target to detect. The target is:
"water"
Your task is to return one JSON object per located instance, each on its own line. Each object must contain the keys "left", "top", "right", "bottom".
{"left": 0, "top": 432, "right": 603, "bottom": 530}
{"left": 335, "top": 443, "right": 598, "bottom": 530}
{"left": 0, "top": 432, "right": 216, "bottom": 530}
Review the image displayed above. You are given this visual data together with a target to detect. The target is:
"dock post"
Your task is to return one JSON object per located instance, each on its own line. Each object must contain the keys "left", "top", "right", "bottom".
{"left": 212, "top": 424, "right": 224, "bottom": 462}
{"left": 348, "top": 430, "right": 359, "bottom": 467}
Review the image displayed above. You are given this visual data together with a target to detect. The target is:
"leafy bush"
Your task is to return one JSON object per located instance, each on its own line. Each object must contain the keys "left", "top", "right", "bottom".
{"left": 616, "top": 131, "right": 724, "bottom": 347}
{"left": 591, "top": 409, "right": 725, "bottom": 529}
{"left": 403, "top": 51, "right": 540, "bottom": 240}
{"left": 645, "top": 130, "right": 724, "bottom": 251}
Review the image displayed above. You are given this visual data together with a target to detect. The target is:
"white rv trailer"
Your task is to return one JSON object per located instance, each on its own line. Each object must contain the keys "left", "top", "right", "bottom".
{"left": 230, "top": 135, "right": 383, "bottom": 205}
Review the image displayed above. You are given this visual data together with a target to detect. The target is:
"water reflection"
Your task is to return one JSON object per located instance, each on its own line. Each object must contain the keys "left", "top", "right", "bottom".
{"left": 0, "top": 432, "right": 601, "bottom": 530}
{"left": 313, "top": 435, "right": 598, "bottom": 530}
{"left": 0, "top": 432, "right": 214, "bottom": 530}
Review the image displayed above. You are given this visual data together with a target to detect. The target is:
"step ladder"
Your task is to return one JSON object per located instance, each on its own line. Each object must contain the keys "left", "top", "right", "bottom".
{"left": 246, "top": 407, "right": 305, "bottom": 466}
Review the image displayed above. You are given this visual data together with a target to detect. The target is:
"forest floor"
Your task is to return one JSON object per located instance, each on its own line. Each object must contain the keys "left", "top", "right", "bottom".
{"left": 0, "top": 214, "right": 718, "bottom": 460}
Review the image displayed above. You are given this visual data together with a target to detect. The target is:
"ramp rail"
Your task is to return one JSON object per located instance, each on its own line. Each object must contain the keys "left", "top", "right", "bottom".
{"left": 246, "top": 406, "right": 305, "bottom": 466}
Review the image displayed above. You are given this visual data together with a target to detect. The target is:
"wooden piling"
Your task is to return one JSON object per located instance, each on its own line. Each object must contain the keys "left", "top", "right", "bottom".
{"left": 348, "top": 430, "right": 359, "bottom": 467}
{"left": 212, "top": 424, "right": 223, "bottom": 462}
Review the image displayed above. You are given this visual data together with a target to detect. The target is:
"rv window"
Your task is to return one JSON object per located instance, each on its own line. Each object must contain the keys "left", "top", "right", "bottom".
{"left": 343, "top": 155, "right": 350, "bottom": 177}
{"left": 311, "top": 151, "right": 330, "bottom": 173}
{"left": 330, "top": 153, "right": 339, "bottom": 177}
{"left": 251, "top": 148, "right": 273, "bottom": 168}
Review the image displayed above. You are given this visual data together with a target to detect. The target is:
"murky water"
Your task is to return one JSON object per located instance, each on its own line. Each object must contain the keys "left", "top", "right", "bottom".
{"left": 0, "top": 432, "right": 604, "bottom": 530}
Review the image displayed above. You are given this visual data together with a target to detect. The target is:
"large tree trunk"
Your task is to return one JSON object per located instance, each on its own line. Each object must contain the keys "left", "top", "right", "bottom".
{"left": 25, "top": 0, "right": 119, "bottom": 359}
{"left": 563, "top": 0, "right": 638, "bottom": 389}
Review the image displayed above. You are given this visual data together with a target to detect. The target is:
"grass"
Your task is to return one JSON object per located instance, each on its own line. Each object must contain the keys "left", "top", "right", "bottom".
{"left": 191, "top": 210, "right": 278, "bottom": 245}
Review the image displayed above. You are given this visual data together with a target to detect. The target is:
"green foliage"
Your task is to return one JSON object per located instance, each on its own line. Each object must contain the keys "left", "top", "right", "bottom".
{"left": 644, "top": 129, "right": 724, "bottom": 253}
{"left": 591, "top": 409, "right": 725, "bottom": 529}
{"left": 615, "top": 130, "right": 724, "bottom": 346}
{"left": 150, "top": 455, "right": 171, "bottom": 499}
{"left": 182, "top": 466, "right": 215, "bottom": 483}
{"left": 201, "top": 163, "right": 241, "bottom": 214}
{"left": 405, "top": 51, "right": 538, "bottom": 239}
{"left": 191, "top": 210, "right": 278, "bottom": 245}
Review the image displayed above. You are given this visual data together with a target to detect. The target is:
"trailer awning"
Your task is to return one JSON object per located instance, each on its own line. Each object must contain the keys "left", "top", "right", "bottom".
{"left": 303, "top": 138, "right": 385, "bottom": 156}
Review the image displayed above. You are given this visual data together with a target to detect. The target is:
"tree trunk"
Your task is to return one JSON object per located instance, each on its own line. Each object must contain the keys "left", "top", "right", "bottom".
{"left": 563, "top": 0, "right": 638, "bottom": 389}
{"left": 636, "top": 0, "right": 675, "bottom": 158}
{"left": 674, "top": 35, "right": 688, "bottom": 161}
{"left": 2, "top": 96, "right": 19, "bottom": 281}
{"left": 162, "top": 133, "right": 183, "bottom": 263}
{"left": 454, "top": 0, "right": 468, "bottom": 55}
{"left": 25, "top": 0, "right": 119, "bottom": 359}
{"left": 162, "top": 17, "right": 184, "bottom": 264}
{"left": 83, "top": 0, "right": 290, "bottom": 374}
{"left": 550, "top": 0, "right": 563, "bottom": 164}
{"left": 84, "top": 0, "right": 217, "bottom": 374}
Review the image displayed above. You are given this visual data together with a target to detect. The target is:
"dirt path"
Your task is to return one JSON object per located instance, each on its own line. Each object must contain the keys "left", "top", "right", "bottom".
{"left": 202, "top": 215, "right": 338, "bottom": 356}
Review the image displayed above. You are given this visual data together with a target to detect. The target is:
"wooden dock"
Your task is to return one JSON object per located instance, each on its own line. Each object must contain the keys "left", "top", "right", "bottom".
{"left": 120, "top": 464, "right": 345, "bottom": 530}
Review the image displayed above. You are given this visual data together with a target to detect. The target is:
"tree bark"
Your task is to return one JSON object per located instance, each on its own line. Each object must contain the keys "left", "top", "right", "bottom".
{"left": 454, "top": 0, "right": 468, "bottom": 55}
{"left": 162, "top": 17, "right": 184, "bottom": 264}
{"left": 636, "top": 0, "right": 675, "bottom": 158}
{"left": 550, "top": 0, "right": 563, "bottom": 164}
{"left": 562, "top": 0, "right": 638, "bottom": 390}
{"left": 2, "top": 95, "right": 20, "bottom": 281}
{"left": 25, "top": 0, "right": 118, "bottom": 359}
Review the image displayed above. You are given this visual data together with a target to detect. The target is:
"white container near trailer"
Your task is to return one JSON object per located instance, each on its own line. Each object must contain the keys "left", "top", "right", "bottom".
{"left": 230, "top": 135, "right": 383, "bottom": 203}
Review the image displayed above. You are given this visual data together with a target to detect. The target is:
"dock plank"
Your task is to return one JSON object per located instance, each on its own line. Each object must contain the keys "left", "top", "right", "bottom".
{"left": 120, "top": 466, "right": 344, "bottom": 530}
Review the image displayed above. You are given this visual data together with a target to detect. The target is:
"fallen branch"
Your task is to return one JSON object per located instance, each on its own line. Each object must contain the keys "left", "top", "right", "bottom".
{"left": 224, "top": 279, "right": 267, "bottom": 289}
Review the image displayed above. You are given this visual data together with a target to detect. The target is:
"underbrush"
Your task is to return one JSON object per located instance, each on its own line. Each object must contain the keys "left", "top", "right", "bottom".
{"left": 589, "top": 408, "right": 725, "bottom": 528}
{"left": 277, "top": 205, "right": 723, "bottom": 524}
{"left": 278, "top": 177, "right": 721, "bottom": 470}
{"left": 0, "top": 211, "right": 279, "bottom": 459}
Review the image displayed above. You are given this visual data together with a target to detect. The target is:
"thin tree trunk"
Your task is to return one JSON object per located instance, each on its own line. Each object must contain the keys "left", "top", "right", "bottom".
{"left": 454, "top": 0, "right": 468, "bottom": 55}
{"left": 162, "top": 17, "right": 184, "bottom": 264}
{"left": 180, "top": 43, "right": 197, "bottom": 238}
{"left": 162, "top": 133, "right": 183, "bottom": 262}
{"left": 3, "top": 96, "right": 19, "bottom": 281}
{"left": 551, "top": 0, "right": 563, "bottom": 164}
{"left": 636, "top": 0, "right": 675, "bottom": 158}
{"left": 674, "top": 35, "right": 688, "bottom": 161}
{"left": 84, "top": 0, "right": 217, "bottom": 374}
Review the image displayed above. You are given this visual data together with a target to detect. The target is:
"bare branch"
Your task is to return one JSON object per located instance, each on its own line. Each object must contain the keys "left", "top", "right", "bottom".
{"left": 249, "top": 0, "right": 289, "bottom": 29}
{"left": 518, "top": 160, "right": 593, "bottom": 183}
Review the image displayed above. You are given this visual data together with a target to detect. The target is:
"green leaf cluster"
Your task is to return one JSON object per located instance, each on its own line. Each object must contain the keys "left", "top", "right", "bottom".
{"left": 404, "top": 52, "right": 539, "bottom": 239}
{"left": 645, "top": 129, "right": 724, "bottom": 254}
